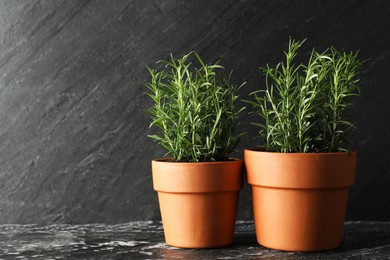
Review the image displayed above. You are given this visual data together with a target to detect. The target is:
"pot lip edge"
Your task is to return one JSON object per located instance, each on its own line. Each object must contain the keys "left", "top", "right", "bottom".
{"left": 247, "top": 183, "right": 354, "bottom": 190}
{"left": 152, "top": 157, "right": 243, "bottom": 164}
{"left": 244, "top": 147, "right": 357, "bottom": 156}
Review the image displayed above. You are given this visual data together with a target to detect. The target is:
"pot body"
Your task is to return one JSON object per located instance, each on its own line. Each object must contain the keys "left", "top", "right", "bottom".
{"left": 152, "top": 159, "right": 243, "bottom": 248}
{"left": 245, "top": 149, "right": 357, "bottom": 252}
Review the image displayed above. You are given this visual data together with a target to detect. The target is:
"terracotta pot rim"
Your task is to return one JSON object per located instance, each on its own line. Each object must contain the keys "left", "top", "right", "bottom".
{"left": 244, "top": 149, "right": 357, "bottom": 189}
{"left": 152, "top": 158, "right": 243, "bottom": 164}
{"left": 245, "top": 147, "right": 357, "bottom": 156}
{"left": 152, "top": 158, "right": 243, "bottom": 193}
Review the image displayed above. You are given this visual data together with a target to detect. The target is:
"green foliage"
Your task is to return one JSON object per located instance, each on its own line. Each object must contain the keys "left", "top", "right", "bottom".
{"left": 249, "top": 38, "right": 362, "bottom": 153}
{"left": 145, "top": 52, "right": 245, "bottom": 162}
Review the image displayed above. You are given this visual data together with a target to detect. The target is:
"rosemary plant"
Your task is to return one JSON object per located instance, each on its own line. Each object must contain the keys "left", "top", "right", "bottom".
{"left": 145, "top": 52, "right": 245, "bottom": 162}
{"left": 250, "top": 38, "right": 362, "bottom": 153}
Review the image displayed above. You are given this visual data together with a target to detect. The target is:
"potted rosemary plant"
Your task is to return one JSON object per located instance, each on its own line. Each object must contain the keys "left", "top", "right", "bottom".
{"left": 245, "top": 38, "right": 362, "bottom": 252}
{"left": 145, "top": 52, "right": 245, "bottom": 248}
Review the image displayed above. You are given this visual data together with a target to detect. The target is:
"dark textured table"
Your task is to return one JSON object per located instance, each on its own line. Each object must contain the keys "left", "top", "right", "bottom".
{"left": 0, "top": 221, "right": 389, "bottom": 259}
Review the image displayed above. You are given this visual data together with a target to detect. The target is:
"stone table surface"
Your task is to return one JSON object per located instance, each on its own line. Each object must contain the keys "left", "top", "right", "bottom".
{"left": 0, "top": 221, "right": 389, "bottom": 259}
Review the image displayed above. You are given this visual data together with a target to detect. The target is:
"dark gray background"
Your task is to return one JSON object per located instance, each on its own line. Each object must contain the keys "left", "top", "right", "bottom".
{"left": 0, "top": 0, "right": 389, "bottom": 224}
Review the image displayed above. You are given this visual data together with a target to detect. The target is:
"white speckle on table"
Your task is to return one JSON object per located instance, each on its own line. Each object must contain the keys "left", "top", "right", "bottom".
{"left": 98, "top": 241, "right": 150, "bottom": 247}
{"left": 140, "top": 251, "right": 153, "bottom": 256}
{"left": 142, "top": 242, "right": 180, "bottom": 250}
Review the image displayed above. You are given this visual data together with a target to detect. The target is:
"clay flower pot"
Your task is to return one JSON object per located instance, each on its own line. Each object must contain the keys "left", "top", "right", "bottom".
{"left": 244, "top": 149, "right": 357, "bottom": 252}
{"left": 152, "top": 158, "right": 243, "bottom": 248}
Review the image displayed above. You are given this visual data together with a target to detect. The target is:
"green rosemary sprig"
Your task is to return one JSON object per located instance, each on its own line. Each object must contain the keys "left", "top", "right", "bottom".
{"left": 145, "top": 52, "right": 245, "bottom": 162}
{"left": 249, "top": 38, "right": 362, "bottom": 153}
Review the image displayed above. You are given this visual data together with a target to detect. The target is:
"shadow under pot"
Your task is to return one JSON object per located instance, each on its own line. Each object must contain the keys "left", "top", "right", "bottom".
{"left": 244, "top": 149, "right": 357, "bottom": 252}
{"left": 152, "top": 158, "right": 243, "bottom": 248}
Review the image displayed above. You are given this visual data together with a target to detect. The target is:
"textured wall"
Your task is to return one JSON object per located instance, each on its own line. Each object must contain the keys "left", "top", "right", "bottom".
{"left": 0, "top": 0, "right": 389, "bottom": 224}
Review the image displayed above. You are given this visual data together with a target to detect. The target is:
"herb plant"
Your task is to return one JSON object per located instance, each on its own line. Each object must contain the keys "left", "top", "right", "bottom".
{"left": 249, "top": 38, "right": 362, "bottom": 153}
{"left": 145, "top": 52, "right": 245, "bottom": 162}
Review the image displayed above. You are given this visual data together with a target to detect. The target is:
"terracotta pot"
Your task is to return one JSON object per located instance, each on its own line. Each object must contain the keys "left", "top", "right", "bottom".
{"left": 244, "top": 149, "right": 357, "bottom": 252}
{"left": 152, "top": 158, "right": 243, "bottom": 248}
